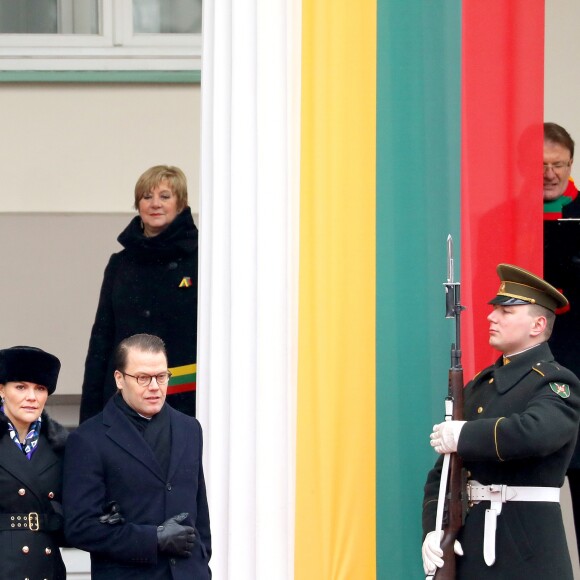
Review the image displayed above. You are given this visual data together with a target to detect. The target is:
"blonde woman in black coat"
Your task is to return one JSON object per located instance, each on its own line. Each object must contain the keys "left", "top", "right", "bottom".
{"left": 0, "top": 346, "right": 68, "bottom": 579}
{"left": 80, "top": 165, "right": 199, "bottom": 423}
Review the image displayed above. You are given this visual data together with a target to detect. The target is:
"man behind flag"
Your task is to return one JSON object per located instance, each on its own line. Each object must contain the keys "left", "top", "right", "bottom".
{"left": 543, "top": 122, "right": 580, "bottom": 562}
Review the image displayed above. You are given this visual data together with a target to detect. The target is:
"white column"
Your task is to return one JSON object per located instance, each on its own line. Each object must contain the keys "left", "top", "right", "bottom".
{"left": 198, "top": 1, "right": 301, "bottom": 578}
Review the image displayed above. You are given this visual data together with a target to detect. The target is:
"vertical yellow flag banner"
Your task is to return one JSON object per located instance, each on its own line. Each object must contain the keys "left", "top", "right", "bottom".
{"left": 296, "top": 1, "right": 377, "bottom": 579}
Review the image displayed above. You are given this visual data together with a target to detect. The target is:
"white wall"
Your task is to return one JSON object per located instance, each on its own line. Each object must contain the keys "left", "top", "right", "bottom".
{"left": 545, "top": 0, "right": 580, "bottom": 177}
{"left": 0, "top": 83, "right": 200, "bottom": 212}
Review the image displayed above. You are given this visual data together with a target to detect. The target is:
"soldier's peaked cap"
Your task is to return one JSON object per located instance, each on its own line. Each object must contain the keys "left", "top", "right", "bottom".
{"left": 488, "top": 263, "right": 568, "bottom": 313}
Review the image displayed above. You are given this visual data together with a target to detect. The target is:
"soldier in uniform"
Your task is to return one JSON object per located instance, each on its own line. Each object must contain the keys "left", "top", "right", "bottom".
{"left": 422, "top": 264, "right": 580, "bottom": 579}
{"left": 0, "top": 346, "right": 68, "bottom": 579}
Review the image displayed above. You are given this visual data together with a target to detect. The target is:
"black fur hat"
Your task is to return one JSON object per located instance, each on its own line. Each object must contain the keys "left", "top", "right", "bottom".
{"left": 0, "top": 346, "right": 61, "bottom": 395}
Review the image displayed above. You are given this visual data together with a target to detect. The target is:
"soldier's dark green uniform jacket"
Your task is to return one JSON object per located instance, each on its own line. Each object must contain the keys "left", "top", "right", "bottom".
{"left": 0, "top": 411, "right": 68, "bottom": 579}
{"left": 423, "top": 342, "right": 580, "bottom": 579}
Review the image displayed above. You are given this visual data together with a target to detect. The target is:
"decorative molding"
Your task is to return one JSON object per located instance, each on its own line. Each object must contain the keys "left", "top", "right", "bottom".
{"left": 0, "top": 70, "right": 201, "bottom": 83}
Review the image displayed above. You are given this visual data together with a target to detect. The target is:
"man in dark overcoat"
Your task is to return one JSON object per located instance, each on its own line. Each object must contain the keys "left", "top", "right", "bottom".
{"left": 63, "top": 333, "right": 211, "bottom": 579}
{"left": 422, "top": 264, "right": 580, "bottom": 579}
{"left": 543, "top": 121, "right": 580, "bottom": 560}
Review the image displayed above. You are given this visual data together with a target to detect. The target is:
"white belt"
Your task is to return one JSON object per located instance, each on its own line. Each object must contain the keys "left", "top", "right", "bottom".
{"left": 467, "top": 480, "right": 560, "bottom": 567}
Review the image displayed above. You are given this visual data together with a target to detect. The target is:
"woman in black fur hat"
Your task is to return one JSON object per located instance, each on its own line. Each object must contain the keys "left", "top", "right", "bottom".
{"left": 0, "top": 346, "right": 69, "bottom": 579}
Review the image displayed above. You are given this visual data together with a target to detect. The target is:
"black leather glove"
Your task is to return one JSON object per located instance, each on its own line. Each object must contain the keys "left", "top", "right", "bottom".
{"left": 157, "top": 512, "right": 196, "bottom": 557}
{"left": 99, "top": 501, "right": 125, "bottom": 525}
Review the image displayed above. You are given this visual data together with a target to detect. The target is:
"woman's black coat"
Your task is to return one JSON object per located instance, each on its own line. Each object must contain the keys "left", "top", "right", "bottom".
{"left": 0, "top": 411, "right": 69, "bottom": 579}
{"left": 80, "top": 207, "right": 199, "bottom": 423}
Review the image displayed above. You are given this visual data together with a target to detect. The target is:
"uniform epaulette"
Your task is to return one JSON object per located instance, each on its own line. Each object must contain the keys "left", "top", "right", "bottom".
{"left": 533, "top": 360, "right": 568, "bottom": 376}
{"left": 532, "top": 363, "right": 546, "bottom": 377}
{"left": 532, "top": 361, "right": 578, "bottom": 399}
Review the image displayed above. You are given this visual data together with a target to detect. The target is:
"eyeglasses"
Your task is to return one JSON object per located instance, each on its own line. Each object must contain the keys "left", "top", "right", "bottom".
{"left": 543, "top": 161, "right": 571, "bottom": 173}
{"left": 121, "top": 371, "right": 172, "bottom": 387}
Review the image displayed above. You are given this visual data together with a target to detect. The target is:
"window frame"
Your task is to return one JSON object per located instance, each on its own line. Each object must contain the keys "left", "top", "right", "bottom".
{"left": 0, "top": 0, "right": 201, "bottom": 71}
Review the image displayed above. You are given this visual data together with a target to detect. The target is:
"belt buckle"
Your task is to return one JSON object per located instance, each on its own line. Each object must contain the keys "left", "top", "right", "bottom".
{"left": 28, "top": 512, "right": 39, "bottom": 532}
{"left": 466, "top": 481, "right": 475, "bottom": 507}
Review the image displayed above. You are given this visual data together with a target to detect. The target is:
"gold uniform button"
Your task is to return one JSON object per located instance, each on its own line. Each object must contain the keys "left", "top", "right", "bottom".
{"left": 18, "top": 488, "right": 26, "bottom": 496}
{"left": 48, "top": 491, "right": 55, "bottom": 499}
{"left": 477, "top": 407, "right": 484, "bottom": 414}
{"left": 45, "top": 547, "right": 52, "bottom": 555}
{"left": 22, "top": 546, "right": 29, "bottom": 554}
{"left": 488, "top": 378, "right": 494, "bottom": 384}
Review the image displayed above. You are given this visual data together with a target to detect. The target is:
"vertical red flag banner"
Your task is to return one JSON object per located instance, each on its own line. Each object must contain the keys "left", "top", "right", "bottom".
{"left": 461, "top": 0, "right": 545, "bottom": 376}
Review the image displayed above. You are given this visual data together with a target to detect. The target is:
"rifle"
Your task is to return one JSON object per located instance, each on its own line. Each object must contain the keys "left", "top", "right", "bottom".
{"left": 427, "top": 235, "right": 467, "bottom": 580}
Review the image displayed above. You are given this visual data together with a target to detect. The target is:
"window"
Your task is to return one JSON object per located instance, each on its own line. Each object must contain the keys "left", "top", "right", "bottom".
{"left": 0, "top": 0, "right": 202, "bottom": 71}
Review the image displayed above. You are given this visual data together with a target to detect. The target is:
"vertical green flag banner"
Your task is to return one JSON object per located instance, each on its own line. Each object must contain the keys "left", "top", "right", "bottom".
{"left": 376, "top": 1, "right": 461, "bottom": 578}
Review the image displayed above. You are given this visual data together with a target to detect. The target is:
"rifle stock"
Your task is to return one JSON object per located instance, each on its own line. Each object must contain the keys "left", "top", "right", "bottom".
{"left": 434, "top": 365, "right": 464, "bottom": 580}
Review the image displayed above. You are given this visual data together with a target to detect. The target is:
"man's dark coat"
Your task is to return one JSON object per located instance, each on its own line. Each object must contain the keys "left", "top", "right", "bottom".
{"left": 63, "top": 397, "right": 211, "bottom": 579}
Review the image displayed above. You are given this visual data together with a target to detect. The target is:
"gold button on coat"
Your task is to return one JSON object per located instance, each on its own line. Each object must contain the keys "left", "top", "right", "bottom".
{"left": 477, "top": 407, "right": 484, "bottom": 414}
{"left": 45, "top": 547, "right": 52, "bottom": 555}
{"left": 48, "top": 491, "right": 55, "bottom": 499}
{"left": 18, "top": 488, "right": 26, "bottom": 496}
{"left": 22, "top": 546, "right": 29, "bottom": 554}
{"left": 488, "top": 378, "right": 494, "bottom": 384}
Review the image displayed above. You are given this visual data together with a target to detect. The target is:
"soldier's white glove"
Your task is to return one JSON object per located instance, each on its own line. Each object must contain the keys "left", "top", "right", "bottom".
{"left": 430, "top": 421, "right": 466, "bottom": 454}
{"left": 422, "top": 530, "right": 464, "bottom": 575}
